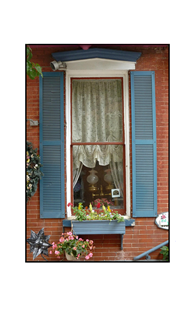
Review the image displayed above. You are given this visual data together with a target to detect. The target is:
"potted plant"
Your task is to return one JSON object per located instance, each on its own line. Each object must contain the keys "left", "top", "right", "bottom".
{"left": 51, "top": 231, "right": 95, "bottom": 261}
{"left": 92, "top": 198, "right": 114, "bottom": 208}
{"left": 67, "top": 202, "right": 125, "bottom": 237}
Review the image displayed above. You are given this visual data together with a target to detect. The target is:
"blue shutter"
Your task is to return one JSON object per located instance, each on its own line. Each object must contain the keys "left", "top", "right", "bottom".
{"left": 131, "top": 71, "right": 157, "bottom": 217}
{"left": 39, "top": 72, "right": 65, "bottom": 218}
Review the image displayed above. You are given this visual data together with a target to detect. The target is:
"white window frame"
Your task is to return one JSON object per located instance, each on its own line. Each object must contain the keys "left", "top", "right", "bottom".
{"left": 66, "top": 70, "right": 130, "bottom": 218}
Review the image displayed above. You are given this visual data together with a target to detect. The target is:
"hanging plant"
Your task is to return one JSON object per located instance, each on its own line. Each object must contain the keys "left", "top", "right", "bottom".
{"left": 26, "top": 141, "right": 43, "bottom": 201}
{"left": 27, "top": 45, "right": 43, "bottom": 80}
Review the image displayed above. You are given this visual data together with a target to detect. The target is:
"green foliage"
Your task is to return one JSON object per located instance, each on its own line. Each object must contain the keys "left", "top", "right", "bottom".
{"left": 26, "top": 141, "right": 43, "bottom": 201}
{"left": 69, "top": 202, "right": 125, "bottom": 223}
{"left": 160, "top": 245, "right": 169, "bottom": 261}
{"left": 111, "top": 211, "right": 125, "bottom": 223}
{"left": 52, "top": 232, "right": 95, "bottom": 260}
{"left": 27, "top": 46, "right": 43, "bottom": 80}
{"left": 72, "top": 203, "right": 87, "bottom": 222}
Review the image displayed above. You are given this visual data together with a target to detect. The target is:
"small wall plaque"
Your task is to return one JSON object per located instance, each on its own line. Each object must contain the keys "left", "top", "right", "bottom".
{"left": 155, "top": 212, "right": 169, "bottom": 230}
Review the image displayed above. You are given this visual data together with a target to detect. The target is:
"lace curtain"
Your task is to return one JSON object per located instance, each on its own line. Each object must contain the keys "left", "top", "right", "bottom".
{"left": 72, "top": 79, "right": 124, "bottom": 196}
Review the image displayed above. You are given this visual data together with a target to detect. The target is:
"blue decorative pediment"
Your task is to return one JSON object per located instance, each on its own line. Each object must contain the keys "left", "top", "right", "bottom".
{"left": 52, "top": 48, "right": 142, "bottom": 62}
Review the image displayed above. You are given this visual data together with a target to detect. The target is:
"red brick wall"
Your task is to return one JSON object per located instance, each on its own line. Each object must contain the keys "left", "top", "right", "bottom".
{"left": 26, "top": 45, "right": 169, "bottom": 261}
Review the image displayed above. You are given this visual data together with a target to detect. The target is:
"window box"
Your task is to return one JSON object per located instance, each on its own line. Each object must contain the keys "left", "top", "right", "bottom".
{"left": 72, "top": 220, "right": 125, "bottom": 250}
{"left": 72, "top": 219, "right": 125, "bottom": 234}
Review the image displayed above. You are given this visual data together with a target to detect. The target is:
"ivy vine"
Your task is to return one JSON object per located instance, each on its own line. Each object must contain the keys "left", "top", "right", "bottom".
{"left": 26, "top": 141, "right": 43, "bottom": 201}
{"left": 27, "top": 45, "right": 43, "bottom": 80}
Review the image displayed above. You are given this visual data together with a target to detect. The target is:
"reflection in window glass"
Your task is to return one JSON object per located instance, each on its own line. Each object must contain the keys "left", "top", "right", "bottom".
{"left": 73, "top": 145, "right": 124, "bottom": 210}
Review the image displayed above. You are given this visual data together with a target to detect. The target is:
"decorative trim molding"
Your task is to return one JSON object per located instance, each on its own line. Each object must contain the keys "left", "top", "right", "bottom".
{"left": 66, "top": 70, "right": 130, "bottom": 218}
{"left": 52, "top": 48, "right": 142, "bottom": 71}
{"left": 52, "top": 47, "right": 142, "bottom": 62}
{"left": 62, "top": 219, "right": 135, "bottom": 227}
{"left": 66, "top": 58, "right": 136, "bottom": 71}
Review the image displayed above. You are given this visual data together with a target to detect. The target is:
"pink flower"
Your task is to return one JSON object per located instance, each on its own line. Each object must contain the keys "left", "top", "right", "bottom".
{"left": 55, "top": 250, "right": 60, "bottom": 255}
{"left": 86, "top": 239, "right": 89, "bottom": 242}
{"left": 79, "top": 238, "right": 83, "bottom": 241}
{"left": 89, "top": 240, "right": 93, "bottom": 244}
{"left": 88, "top": 253, "right": 93, "bottom": 258}
{"left": 59, "top": 237, "right": 65, "bottom": 243}
{"left": 82, "top": 245, "right": 85, "bottom": 248}
{"left": 73, "top": 247, "right": 77, "bottom": 250}
{"left": 67, "top": 203, "right": 73, "bottom": 207}
{"left": 49, "top": 251, "right": 52, "bottom": 254}
{"left": 161, "top": 214, "right": 166, "bottom": 219}
{"left": 76, "top": 236, "right": 78, "bottom": 239}
{"left": 85, "top": 255, "right": 89, "bottom": 260}
{"left": 67, "top": 232, "right": 73, "bottom": 236}
{"left": 52, "top": 244, "right": 57, "bottom": 249}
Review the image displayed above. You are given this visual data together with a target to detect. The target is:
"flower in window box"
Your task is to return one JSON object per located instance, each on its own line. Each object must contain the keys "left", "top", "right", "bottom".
{"left": 68, "top": 202, "right": 124, "bottom": 223}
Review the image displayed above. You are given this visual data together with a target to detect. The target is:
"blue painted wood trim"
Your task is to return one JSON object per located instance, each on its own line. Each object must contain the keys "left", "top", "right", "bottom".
{"left": 131, "top": 71, "right": 157, "bottom": 217}
{"left": 52, "top": 48, "right": 142, "bottom": 62}
{"left": 63, "top": 219, "right": 135, "bottom": 228}
{"left": 39, "top": 72, "right": 65, "bottom": 218}
{"left": 125, "top": 219, "right": 135, "bottom": 226}
{"left": 120, "top": 235, "right": 124, "bottom": 250}
{"left": 72, "top": 220, "right": 125, "bottom": 235}
{"left": 152, "top": 72, "right": 158, "bottom": 217}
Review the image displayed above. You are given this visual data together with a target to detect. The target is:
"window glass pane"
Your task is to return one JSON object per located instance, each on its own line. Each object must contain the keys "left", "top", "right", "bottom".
{"left": 72, "top": 79, "right": 123, "bottom": 143}
{"left": 73, "top": 145, "right": 124, "bottom": 210}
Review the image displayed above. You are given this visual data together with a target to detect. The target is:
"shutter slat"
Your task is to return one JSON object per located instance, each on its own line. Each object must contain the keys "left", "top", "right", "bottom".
{"left": 39, "top": 72, "right": 65, "bottom": 218}
{"left": 131, "top": 71, "right": 157, "bottom": 217}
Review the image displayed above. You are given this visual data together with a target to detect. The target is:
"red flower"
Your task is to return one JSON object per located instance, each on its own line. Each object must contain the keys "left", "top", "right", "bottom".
{"left": 97, "top": 202, "right": 101, "bottom": 208}
{"left": 67, "top": 202, "right": 73, "bottom": 207}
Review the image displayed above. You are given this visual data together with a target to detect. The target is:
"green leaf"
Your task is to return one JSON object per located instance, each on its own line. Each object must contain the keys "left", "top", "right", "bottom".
{"left": 34, "top": 63, "right": 43, "bottom": 77}
{"left": 28, "top": 68, "right": 38, "bottom": 80}
{"left": 27, "top": 46, "right": 33, "bottom": 61}
{"left": 27, "top": 61, "right": 32, "bottom": 72}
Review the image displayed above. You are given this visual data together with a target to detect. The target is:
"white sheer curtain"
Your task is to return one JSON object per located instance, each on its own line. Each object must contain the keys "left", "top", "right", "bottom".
{"left": 72, "top": 79, "right": 123, "bottom": 196}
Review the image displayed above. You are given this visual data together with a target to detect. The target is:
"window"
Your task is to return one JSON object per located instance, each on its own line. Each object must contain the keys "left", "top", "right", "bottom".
{"left": 66, "top": 71, "right": 130, "bottom": 218}
{"left": 71, "top": 78, "right": 125, "bottom": 213}
{"left": 39, "top": 70, "right": 157, "bottom": 219}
